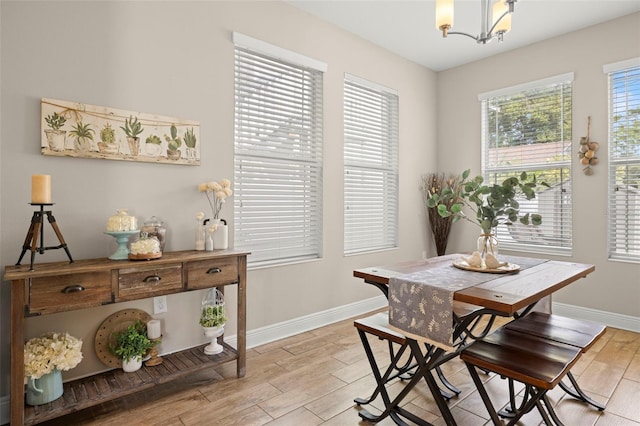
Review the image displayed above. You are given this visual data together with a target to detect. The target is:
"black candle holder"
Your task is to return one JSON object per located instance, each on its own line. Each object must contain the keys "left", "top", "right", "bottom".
{"left": 16, "top": 203, "right": 73, "bottom": 271}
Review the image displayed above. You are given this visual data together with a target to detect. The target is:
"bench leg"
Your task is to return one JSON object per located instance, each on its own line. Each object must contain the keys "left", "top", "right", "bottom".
{"left": 559, "top": 372, "right": 605, "bottom": 411}
{"left": 354, "top": 329, "right": 409, "bottom": 408}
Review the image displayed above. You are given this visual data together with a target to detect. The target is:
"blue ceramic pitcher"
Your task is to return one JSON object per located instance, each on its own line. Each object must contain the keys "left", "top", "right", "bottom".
{"left": 26, "top": 369, "right": 63, "bottom": 406}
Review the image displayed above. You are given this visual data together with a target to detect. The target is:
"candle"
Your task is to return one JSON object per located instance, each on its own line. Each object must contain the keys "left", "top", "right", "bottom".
{"left": 31, "top": 175, "right": 52, "bottom": 204}
{"left": 147, "top": 319, "right": 161, "bottom": 339}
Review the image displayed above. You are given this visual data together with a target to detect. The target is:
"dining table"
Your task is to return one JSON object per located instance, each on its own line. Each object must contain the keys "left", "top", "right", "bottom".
{"left": 353, "top": 253, "right": 595, "bottom": 425}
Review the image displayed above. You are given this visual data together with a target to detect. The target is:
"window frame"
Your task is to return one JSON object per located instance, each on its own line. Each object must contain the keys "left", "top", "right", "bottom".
{"left": 233, "top": 33, "right": 326, "bottom": 268}
{"left": 478, "top": 73, "right": 574, "bottom": 256}
{"left": 604, "top": 57, "right": 640, "bottom": 263}
{"left": 343, "top": 73, "right": 399, "bottom": 255}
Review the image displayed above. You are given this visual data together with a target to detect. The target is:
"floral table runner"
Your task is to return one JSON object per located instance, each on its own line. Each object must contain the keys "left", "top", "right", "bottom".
{"left": 388, "top": 255, "right": 546, "bottom": 351}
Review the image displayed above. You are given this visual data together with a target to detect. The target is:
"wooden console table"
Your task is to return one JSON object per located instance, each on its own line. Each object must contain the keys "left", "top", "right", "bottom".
{"left": 4, "top": 249, "right": 249, "bottom": 425}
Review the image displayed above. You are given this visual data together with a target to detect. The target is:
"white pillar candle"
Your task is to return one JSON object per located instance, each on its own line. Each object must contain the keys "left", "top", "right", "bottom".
{"left": 147, "top": 319, "right": 162, "bottom": 339}
{"left": 31, "top": 175, "right": 51, "bottom": 204}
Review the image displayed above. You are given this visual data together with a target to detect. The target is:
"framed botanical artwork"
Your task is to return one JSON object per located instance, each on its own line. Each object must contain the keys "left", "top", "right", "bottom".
{"left": 41, "top": 98, "right": 200, "bottom": 165}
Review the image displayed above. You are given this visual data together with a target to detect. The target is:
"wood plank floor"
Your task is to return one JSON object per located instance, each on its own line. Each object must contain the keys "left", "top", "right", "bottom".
{"left": 41, "top": 311, "right": 640, "bottom": 425}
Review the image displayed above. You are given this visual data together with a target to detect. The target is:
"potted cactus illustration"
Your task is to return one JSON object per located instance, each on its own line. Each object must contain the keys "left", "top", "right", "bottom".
{"left": 164, "top": 124, "right": 182, "bottom": 160}
{"left": 44, "top": 112, "right": 67, "bottom": 152}
{"left": 69, "top": 121, "right": 95, "bottom": 152}
{"left": 145, "top": 134, "right": 162, "bottom": 157}
{"left": 184, "top": 127, "right": 197, "bottom": 160}
{"left": 121, "top": 115, "right": 143, "bottom": 156}
{"left": 98, "top": 123, "right": 118, "bottom": 154}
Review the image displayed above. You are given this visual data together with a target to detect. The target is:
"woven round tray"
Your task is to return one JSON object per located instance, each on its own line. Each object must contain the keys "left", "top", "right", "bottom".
{"left": 94, "top": 308, "right": 152, "bottom": 368}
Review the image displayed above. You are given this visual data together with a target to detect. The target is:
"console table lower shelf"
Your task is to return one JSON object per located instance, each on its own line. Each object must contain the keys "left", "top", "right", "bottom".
{"left": 25, "top": 343, "right": 238, "bottom": 425}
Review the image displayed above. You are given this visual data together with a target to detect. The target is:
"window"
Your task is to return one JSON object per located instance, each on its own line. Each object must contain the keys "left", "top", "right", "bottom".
{"left": 233, "top": 33, "right": 326, "bottom": 267}
{"left": 605, "top": 58, "right": 640, "bottom": 262}
{"left": 479, "top": 73, "right": 573, "bottom": 254}
{"left": 344, "top": 74, "right": 399, "bottom": 254}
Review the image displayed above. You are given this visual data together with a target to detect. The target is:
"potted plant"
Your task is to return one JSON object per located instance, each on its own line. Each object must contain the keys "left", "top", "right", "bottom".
{"left": 145, "top": 134, "right": 162, "bottom": 156}
{"left": 420, "top": 173, "right": 463, "bottom": 256}
{"left": 426, "top": 169, "right": 547, "bottom": 260}
{"left": 121, "top": 115, "right": 143, "bottom": 156}
{"left": 184, "top": 127, "right": 197, "bottom": 160}
{"left": 43, "top": 112, "right": 67, "bottom": 152}
{"left": 98, "top": 122, "right": 118, "bottom": 154}
{"left": 164, "top": 124, "right": 182, "bottom": 160}
{"left": 109, "top": 320, "right": 154, "bottom": 372}
{"left": 200, "top": 288, "right": 227, "bottom": 355}
{"left": 69, "top": 121, "right": 95, "bottom": 152}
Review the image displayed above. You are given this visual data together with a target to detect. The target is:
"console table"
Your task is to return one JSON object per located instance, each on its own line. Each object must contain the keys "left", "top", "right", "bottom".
{"left": 4, "top": 249, "right": 249, "bottom": 425}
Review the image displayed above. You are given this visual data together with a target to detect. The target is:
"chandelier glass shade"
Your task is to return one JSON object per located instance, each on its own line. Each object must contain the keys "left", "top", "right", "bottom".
{"left": 436, "top": 0, "right": 516, "bottom": 44}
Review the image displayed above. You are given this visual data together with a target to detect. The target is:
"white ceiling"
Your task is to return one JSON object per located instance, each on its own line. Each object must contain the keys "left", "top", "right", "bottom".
{"left": 286, "top": 0, "right": 640, "bottom": 71}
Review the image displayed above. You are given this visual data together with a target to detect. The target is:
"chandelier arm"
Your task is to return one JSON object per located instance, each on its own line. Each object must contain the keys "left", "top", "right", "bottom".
{"left": 446, "top": 31, "right": 480, "bottom": 42}
{"left": 487, "top": 10, "right": 509, "bottom": 36}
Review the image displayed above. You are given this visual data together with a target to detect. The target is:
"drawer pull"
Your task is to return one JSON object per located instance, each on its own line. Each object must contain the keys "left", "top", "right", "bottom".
{"left": 206, "top": 267, "right": 222, "bottom": 274}
{"left": 62, "top": 285, "right": 85, "bottom": 293}
{"left": 143, "top": 275, "right": 162, "bottom": 283}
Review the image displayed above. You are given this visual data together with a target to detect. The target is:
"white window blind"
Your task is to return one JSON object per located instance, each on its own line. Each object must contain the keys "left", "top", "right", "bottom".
{"left": 480, "top": 74, "right": 573, "bottom": 254}
{"left": 605, "top": 58, "right": 640, "bottom": 263}
{"left": 344, "top": 74, "right": 399, "bottom": 254}
{"left": 234, "top": 34, "right": 324, "bottom": 267}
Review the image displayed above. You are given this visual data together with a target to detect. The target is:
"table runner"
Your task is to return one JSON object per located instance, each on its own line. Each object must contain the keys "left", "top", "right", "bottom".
{"left": 388, "top": 255, "right": 546, "bottom": 351}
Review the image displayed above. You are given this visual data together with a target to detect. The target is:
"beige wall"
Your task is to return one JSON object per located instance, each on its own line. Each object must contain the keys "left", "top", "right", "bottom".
{"left": 437, "top": 13, "right": 640, "bottom": 317}
{"left": 0, "top": 1, "right": 437, "bottom": 398}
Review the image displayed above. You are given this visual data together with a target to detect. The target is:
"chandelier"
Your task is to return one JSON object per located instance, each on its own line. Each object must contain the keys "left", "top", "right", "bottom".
{"left": 436, "top": 0, "right": 517, "bottom": 44}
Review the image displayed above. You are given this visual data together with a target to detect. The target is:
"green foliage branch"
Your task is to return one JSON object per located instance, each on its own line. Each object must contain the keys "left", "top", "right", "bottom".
{"left": 426, "top": 169, "right": 548, "bottom": 235}
{"left": 109, "top": 320, "right": 155, "bottom": 362}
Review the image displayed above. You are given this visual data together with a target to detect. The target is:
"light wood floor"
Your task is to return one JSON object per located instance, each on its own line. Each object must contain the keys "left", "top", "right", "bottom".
{"left": 43, "top": 312, "right": 640, "bottom": 426}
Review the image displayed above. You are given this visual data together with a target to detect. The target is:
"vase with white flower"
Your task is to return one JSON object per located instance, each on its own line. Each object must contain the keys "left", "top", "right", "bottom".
{"left": 24, "top": 332, "right": 83, "bottom": 406}
{"left": 198, "top": 179, "right": 232, "bottom": 249}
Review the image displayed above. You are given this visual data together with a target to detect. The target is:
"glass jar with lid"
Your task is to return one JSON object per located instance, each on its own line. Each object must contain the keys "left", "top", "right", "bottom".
{"left": 106, "top": 209, "right": 138, "bottom": 232}
{"left": 140, "top": 216, "right": 166, "bottom": 252}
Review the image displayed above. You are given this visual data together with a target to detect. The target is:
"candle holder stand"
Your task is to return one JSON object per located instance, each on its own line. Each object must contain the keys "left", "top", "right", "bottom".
{"left": 144, "top": 338, "right": 163, "bottom": 367}
{"left": 16, "top": 203, "right": 73, "bottom": 271}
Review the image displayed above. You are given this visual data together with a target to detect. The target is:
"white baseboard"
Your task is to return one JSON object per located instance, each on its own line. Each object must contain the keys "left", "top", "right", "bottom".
{"left": 552, "top": 302, "right": 640, "bottom": 333}
{"left": 3, "top": 297, "right": 634, "bottom": 425}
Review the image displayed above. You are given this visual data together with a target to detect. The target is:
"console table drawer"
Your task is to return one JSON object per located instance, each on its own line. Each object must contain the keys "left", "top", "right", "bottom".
{"left": 118, "top": 264, "right": 183, "bottom": 300}
{"left": 187, "top": 258, "right": 238, "bottom": 289}
{"left": 29, "top": 272, "right": 112, "bottom": 315}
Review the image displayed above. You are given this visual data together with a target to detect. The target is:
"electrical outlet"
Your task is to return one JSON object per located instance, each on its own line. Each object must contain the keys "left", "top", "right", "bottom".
{"left": 153, "top": 296, "right": 167, "bottom": 314}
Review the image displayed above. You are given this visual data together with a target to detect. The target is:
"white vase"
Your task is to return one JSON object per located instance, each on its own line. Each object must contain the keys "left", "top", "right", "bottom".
{"left": 122, "top": 356, "right": 142, "bottom": 372}
{"left": 212, "top": 219, "right": 228, "bottom": 250}
{"left": 202, "top": 325, "right": 225, "bottom": 355}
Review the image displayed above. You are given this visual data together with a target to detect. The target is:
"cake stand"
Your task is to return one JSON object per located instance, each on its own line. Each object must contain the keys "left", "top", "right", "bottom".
{"left": 104, "top": 230, "right": 139, "bottom": 260}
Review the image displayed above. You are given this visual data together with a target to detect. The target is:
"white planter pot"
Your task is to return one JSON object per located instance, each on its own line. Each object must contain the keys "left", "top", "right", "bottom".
{"left": 202, "top": 325, "right": 225, "bottom": 355}
{"left": 122, "top": 356, "right": 142, "bottom": 372}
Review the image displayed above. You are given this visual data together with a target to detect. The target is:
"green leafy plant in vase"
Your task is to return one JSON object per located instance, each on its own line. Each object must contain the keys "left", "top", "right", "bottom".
{"left": 426, "top": 169, "right": 547, "bottom": 265}
{"left": 121, "top": 115, "right": 144, "bottom": 156}
{"left": 98, "top": 122, "right": 118, "bottom": 154}
{"left": 44, "top": 112, "right": 67, "bottom": 152}
{"left": 165, "top": 124, "right": 182, "bottom": 160}
{"left": 109, "top": 320, "right": 155, "bottom": 372}
{"left": 69, "top": 121, "right": 95, "bottom": 152}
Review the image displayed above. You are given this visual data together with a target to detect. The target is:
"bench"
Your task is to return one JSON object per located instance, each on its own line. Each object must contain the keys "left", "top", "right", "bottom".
{"left": 461, "top": 327, "right": 583, "bottom": 425}
{"left": 353, "top": 301, "right": 487, "bottom": 423}
{"left": 504, "top": 312, "right": 607, "bottom": 410}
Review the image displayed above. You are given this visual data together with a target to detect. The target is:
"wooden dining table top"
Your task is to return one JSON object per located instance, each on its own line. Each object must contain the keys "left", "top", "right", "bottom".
{"left": 353, "top": 253, "right": 595, "bottom": 316}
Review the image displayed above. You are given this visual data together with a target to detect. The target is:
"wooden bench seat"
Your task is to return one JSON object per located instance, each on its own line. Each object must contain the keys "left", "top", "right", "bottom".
{"left": 461, "top": 327, "right": 583, "bottom": 425}
{"left": 505, "top": 312, "right": 606, "bottom": 352}
{"left": 504, "top": 312, "right": 607, "bottom": 410}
